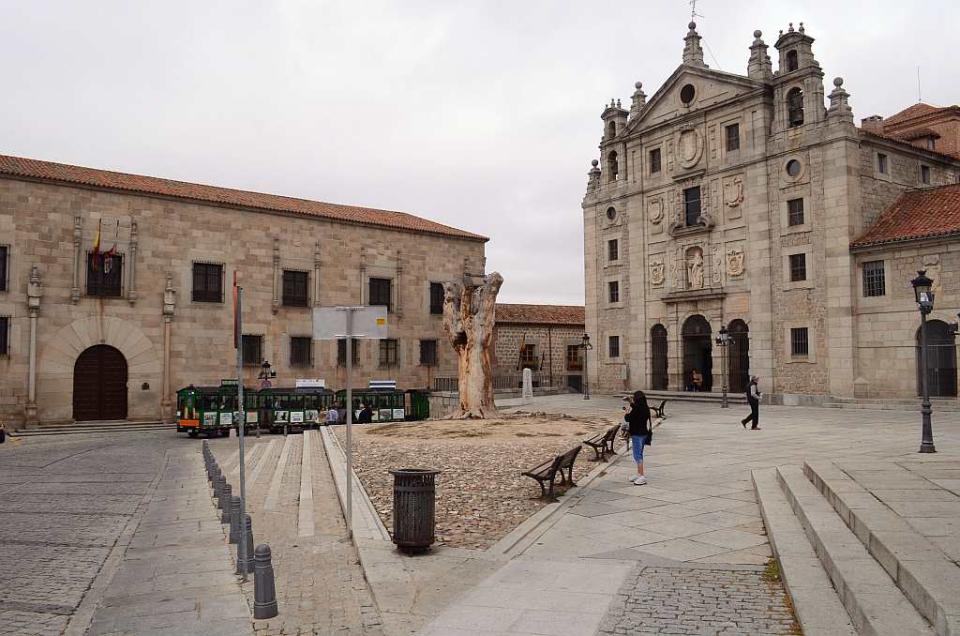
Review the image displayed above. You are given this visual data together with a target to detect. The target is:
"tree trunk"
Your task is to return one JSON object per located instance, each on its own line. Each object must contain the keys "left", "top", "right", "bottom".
{"left": 442, "top": 272, "right": 503, "bottom": 418}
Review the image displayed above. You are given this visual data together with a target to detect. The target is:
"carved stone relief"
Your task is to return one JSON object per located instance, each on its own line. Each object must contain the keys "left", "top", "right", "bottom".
{"left": 648, "top": 196, "right": 664, "bottom": 230}
{"left": 723, "top": 175, "right": 744, "bottom": 209}
{"left": 726, "top": 247, "right": 745, "bottom": 277}
{"left": 686, "top": 246, "right": 705, "bottom": 290}
{"left": 711, "top": 244, "right": 723, "bottom": 285}
{"left": 671, "top": 247, "right": 683, "bottom": 289}
{"left": 676, "top": 128, "right": 704, "bottom": 169}
{"left": 650, "top": 258, "right": 665, "bottom": 287}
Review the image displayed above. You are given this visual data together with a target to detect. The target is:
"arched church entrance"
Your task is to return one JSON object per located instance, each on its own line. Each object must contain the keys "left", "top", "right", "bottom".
{"left": 651, "top": 324, "right": 668, "bottom": 390}
{"left": 728, "top": 319, "right": 750, "bottom": 393}
{"left": 73, "top": 345, "right": 128, "bottom": 421}
{"left": 917, "top": 320, "right": 957, "bottom": 397}
{"left": 682, "top": 315, "right": 713, "bottom": 392}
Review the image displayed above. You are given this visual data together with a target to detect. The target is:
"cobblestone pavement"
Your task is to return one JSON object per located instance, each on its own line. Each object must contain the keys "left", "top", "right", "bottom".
{"left": 0, "top": 432, "right": 173, "bottom": 635}
{"left": 597, "top": 565, "right": 799, "bottom": 635}
{"left": 209, "top": 431, "right": 384, "bottom": 635}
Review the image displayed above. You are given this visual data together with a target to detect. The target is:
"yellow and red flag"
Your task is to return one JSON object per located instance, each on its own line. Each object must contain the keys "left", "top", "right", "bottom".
{"left": 91, "top": 219, "right": 102, "bottom": 271}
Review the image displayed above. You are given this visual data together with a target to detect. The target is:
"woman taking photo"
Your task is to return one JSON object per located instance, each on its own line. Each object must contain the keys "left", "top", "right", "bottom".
{"left": 625, "top": 390, "right": 652, "bottom": 485}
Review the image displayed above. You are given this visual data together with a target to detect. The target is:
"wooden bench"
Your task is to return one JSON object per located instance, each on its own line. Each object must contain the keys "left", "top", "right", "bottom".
{"left": 651, "top": 400, "right": 667, "bottom": 419}
{"left": 583, "top": 424, "right": 621, "bottom": 462}
{"left": 522, "top": 445, "right": 581, "bottom": 500}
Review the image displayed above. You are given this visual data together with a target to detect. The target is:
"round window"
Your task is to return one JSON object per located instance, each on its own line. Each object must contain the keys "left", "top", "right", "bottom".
{"left": 786, "top": 159, "right": 801, "bottom": 177}
{"left": 680, "top": 84, "right": 696, "bottom": 105}
{"left": 606, "top": 207, "right": 617, "bottom": 220}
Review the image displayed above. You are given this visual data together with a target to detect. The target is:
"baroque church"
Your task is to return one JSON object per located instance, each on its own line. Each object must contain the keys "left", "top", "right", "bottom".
{"left": 582, "top": 21, "right": 960, "bottom": 403}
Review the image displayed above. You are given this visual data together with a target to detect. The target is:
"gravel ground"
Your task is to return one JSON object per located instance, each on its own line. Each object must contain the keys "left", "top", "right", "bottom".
{"left": 334, "top": 413, "right": 619, "bottom": 549}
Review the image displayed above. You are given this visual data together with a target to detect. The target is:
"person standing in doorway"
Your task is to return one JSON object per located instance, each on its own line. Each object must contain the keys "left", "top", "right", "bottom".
{"left": 741, "top": 375, "right": 762, "bottom": 430}
{"left": 625, "top": 391, "right": 652, "bottom": 485}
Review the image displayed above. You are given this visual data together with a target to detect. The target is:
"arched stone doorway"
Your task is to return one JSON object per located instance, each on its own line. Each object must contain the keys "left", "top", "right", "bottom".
{"left": 73, "top": 345, "right": 128, "bottom": 421}
{"left": 682, "top": 315, "right": 713, "bottom": 391}
{"left": 651, "top": 324, "right": 668, "bottom": 390}
{"left": 728, "top": 319, "right": 750, "bottom": 393}
{"left": 917, "top": 320, "right": 957, "bottom": 397}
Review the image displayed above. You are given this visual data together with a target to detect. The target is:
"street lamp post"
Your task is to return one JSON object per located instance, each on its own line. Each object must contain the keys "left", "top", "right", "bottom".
{"left": 715, "top": 326, "right": 730, "bottom": 408}
{"left": 911, "top": 271, "right": 937, "bottom": 454}
{"left": 580, "top": 334, "right": 594, "bottom": 400}
{"left": 257, "top": 361, "right": 276, "bottom": 438}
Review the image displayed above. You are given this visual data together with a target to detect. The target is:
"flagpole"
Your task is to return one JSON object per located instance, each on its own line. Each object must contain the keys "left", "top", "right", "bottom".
{"left": 345, "top": 308, "right": 354, "bottom": 539}
{"left": 235, "top": 285, "right": 248, "bottom": 582}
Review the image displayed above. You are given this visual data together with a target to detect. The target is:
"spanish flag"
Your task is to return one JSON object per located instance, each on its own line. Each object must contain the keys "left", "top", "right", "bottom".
{"left": 91, "top": 219, "right": 102, "bottom": 271}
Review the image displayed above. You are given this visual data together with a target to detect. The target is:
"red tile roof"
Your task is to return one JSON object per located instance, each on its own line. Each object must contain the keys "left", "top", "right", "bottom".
{"left": 883, "top": 103, "right": 938, "bottom": 126}
{"left": 496, "top": 304, "right": 585, "bottom": 326}
{"left": 0, "top": 153, "right": 487, "bottom": 242}
{"left": 851, "top": 184, "right": 960, "bottom": 250}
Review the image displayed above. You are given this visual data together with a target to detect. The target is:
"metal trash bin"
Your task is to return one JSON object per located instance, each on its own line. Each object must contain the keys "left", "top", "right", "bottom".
{"left": 390, "top": 468, "right": 440, "bottom": 554}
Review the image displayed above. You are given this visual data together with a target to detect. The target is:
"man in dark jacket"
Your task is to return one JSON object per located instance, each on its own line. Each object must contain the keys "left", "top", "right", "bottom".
{"left": 741, "top": 376, "right": 762, "bottom": 430}
{"left": 357, "top": 403, "right": 373, "bottom": 424}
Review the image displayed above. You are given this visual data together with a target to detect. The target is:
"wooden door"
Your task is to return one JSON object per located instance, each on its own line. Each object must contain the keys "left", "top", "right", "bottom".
{"left": 728, "top": 320, "right": 750, "bottom": 394}
{"left": 651, "top": 325, "right": 668, "bottom": 390}
{"left": 73, "top": 345, "right": 128, "bottom": 421}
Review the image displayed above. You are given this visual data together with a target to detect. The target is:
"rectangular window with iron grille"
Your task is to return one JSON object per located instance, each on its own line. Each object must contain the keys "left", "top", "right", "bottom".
{"left": 790, "top": 327, "right": 809, "bottom": 357}
{"left": 337, "top": 338, "right": 360, "bottom": 366}
{"left": 608, "top": 335, "right": 620, "bottom": 359}
{"left": 789, "top": 253, "right": 807, "bottom": 282}
{"left": 420, "top": 339, "right": 437, "bottom": 366}
{"left": 429, "top": 282, "right": 444, "bottom": 315}
{"left": 369, "top": 278, "right": 391, "bottom": 312}
{"left": 0, "top": 245, "right": 8, "bottom": 292}
{"left": 608, "top": 280, "right": 619, "bottom": 303}
{"left": 242, "top": 335, "right": 263, "bottom": 366}
{"left": 683, "top": 187, "right": 701, "bottom": 226}
{"left": 290, "top": 336, "right": 312, "bottom": 367}
{"left": 877, "top": 153, "right": 888, "bottom": 174}
{"left": 192, "top": 262, "right": 223, "bottom": 303}
{"left": 379, "top": 339, "right": 398, "bottom": 367}
{"left": 0, "top": 315, "right": 9, "bottom": 356}
{"left": 725, "top": 123, "right": 740, "bottom": 151}
{"left": 566, "top": 345, "right": 582, "bottom": 371}
{"left": 519, "top": 344, "right": 538, "bottom": 369}
{"left": 787, "top": 198, "right": 804, "bottom": 226}
{"left": 282, "top": 270, "right": 309, "bottom": 307}
{"left": 87, "top": 252, "right": 123, "bottom": 297}
{"left": 608, "top": 239, "right": 619, "bottom": 262}
{"left": 862, "top": 260, "right": 886, "bottom": 297}
{"left": 649, "top": 148, "right": 661, "bottom": 174}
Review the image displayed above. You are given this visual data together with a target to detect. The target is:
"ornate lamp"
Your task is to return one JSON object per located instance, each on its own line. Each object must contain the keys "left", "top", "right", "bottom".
{"left": 910, "top": 271, "right": 936, "bottom": 453}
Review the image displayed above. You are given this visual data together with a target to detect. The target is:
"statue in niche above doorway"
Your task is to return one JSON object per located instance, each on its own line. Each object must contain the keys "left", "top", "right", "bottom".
{"left": 687, "top": 248, "right": 704, "bottom": 289}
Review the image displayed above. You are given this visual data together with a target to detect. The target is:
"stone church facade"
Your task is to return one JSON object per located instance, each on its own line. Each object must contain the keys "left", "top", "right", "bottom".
{"left": 583, "top": 21, "right": 960, "bottom": 403}
{"left": 0, "top": 154, "right": 485, "bottom": 427}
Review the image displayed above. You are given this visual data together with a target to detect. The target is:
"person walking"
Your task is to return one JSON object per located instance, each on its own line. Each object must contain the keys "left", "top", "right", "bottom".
{"left": 625, "top": 390, "right": 652, "bottom": 485}
{"left": 325, "top": 404, "right": 340, "bottom": 425}
{"left": 741, "top": 375, "right": 762, "bottom": 430}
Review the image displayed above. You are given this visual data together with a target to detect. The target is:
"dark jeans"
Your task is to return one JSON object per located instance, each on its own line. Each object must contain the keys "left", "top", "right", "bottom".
{"left": 741, "top": 400, "right": 759, "bottom": 428}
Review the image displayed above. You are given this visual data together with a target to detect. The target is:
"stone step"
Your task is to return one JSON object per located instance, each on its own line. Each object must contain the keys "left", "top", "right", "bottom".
{"left": 822, "top": 399, "right": 960, "bottom": 412}
{"left": 629, "top": 389, "right": 748, "bottom": 406}
{"left": 804, "top": 461, "right": 960, "bottom": 636}
{"left": 776, "top": 465, "right": 934, "bottom": 635}
{"left": 12, "top": 421, "right": 169, "bottom": 436}
{"left": 752, "top": 467, "right": 856, "bottom": 636}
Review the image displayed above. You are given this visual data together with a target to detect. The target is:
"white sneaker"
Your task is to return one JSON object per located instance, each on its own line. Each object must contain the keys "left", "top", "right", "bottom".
{"left": 632, "top": 476, "right": 647, "bottom": 486}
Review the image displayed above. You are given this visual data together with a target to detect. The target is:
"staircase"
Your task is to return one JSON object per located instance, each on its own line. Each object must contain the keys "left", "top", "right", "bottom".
{"left": 12, "top": 420, "right": 170, "bottom": 437}
{"left": 637, "top": 389, "right": 748, "bottom": 406}
{"left": 753, "top": 459, "right": 960, "bottom": 635}
{"left": 822, "top": 397, "right": 960, "bottom": 412}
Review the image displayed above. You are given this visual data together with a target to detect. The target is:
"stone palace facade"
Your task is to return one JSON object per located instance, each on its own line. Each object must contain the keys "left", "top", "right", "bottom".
{"left": 0, "top": 154, "right": 486, "bottom": 427}
{"left": 583, "top": 21, "right": 960, "bottom": 403}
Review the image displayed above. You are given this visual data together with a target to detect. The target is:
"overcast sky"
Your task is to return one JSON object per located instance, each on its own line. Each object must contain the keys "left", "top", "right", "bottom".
{"left": 2, "top": 0, "right": 957, "bottom": 304}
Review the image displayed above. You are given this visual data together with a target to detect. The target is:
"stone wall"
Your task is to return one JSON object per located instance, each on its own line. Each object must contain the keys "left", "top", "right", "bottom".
{"left": 492, "top": 324, "right": 586, "bottom": 389}
{"left": 0, "top": 176, "right": 484, "bottom": 425}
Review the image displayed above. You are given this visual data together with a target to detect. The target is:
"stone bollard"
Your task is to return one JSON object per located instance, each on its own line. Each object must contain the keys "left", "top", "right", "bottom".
{"left": 214, "top": 476, "right": 225, "bottom": 507}
{"left": 220, "top": 484, "right": 233, "bottom": 524}
{"left": 229, "top": 496, "right": 242, "bottom": 544}
{"left": 236, "top": 514, "right": 254, "bottom": 575}
{"left": 253, "top": 544, "right": 279, "bottom": 619}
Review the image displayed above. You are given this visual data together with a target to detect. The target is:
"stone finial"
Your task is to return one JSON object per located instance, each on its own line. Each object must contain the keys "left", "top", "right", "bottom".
{"left": 827, "top": 76, "right": 853, "bottom": 122}
{"left": 799, "top": 22, "right": 805, "bottom": 34}
{"left": 27, "top": 265, "right": 43, "bottom": 312}
{"left": 587, "top": 159, "right": 602, "bottom": 191}
{"left": 163, "top": 274, "right": 176, "bottom": 317}
{"left": 629, "top": 81, "right": 647, "bottom": 120}
{"left": 683, "top": 21, "right": 708, "bottom": 67}
{"left": 788, "top": 22, "right": 794, "bottom": 32}
{"left": 747, "top": 29, "right": 773, "bottom": 80}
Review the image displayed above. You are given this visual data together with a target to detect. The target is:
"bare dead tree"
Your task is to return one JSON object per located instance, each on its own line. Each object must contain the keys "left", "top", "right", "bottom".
{"left": 441, "top": 272, "right": 504, "bottom": 418}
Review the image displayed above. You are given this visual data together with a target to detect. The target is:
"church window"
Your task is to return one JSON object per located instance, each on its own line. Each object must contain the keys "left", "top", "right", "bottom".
{"left": 608, "top": 335, "right": 620, "bottom": 359}
{"left": 607, "top": 151, "right": 619, "bottom": 182}
{"left": 290, "top": 336, "right": 312, "bottom": 367}
{"left": 683, "top": 186, "right": 701, "bottom": 226}
{"left": 608, "top": 280, "right": 620, "bottom": 303}
{"left": 429, "top": 282, "right": 444, "bottom": 315}
{"left": 607, "top": 121, "right": 617, "bottom": 138}
{"left": 0, "top": 316, "right": 8, "bottom": 355}
{"left": 680, "top": 84, "right": 696, "bottom": 105}
{"left": 877, "top": 153, "right": 888, "bottom": 174}
{"left": 607, "top": 239, "right": 619, "bottom": 262}
{"left": 725, "top": 124, "right": 740, "bottom": 152}
{"left": 787, "top": 198, "right": 805, "bottom": 226}
{"left": 787, "top": 88, "right": 804, "bottom": 127}
{"left": 789, "top": 253, "right": 807, "bottom": 282}
{"left": 282, "top": 270, "right": 309, "bottom": 307}
{"left": 790, "top": 327, "right": 809, "bottom": 357}
{"left": 920, "top": 164, "right": 931, "bottom": 184}
{"left": 786, "top": 159, "right": 801, "bottom": 177}
{"left": 863, "top": 261, "right": 886, "bottom": 297}
{"left": 786, "top": 50, "right": 799, "bottom": 72}
{"left": 192, "top": 262, "right": 223, "bottom": 303}
{"left": 649, "top": 148, "right": 661, "bottom": 173}
{"left": 606, "top": 206, "right": 617, "bottom": 220}
{"left": 0, "top": 245, "right": 7, "bottom": 292}
{"left": 369, "top": 277, "right": 392, "bottom": 312}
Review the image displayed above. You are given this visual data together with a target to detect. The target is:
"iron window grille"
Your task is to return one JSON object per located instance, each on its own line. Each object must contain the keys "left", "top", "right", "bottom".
{"left": 87, "top": 253, "right": 123, "bottom": 297}
{"left": 608, "top": 280, "right": 620, "bottom": 303}
{"left": 420, "top": 339, "right": 438, "bottom": 366}
{"left": 369, "top": 277, "right": 392, "bottom": 312}
{"left": 0, "top": 245, "right": 7, "bottom": 292}
{"left": 725, "top": 124, "right": 740, "bottom": 151}
{"left": 862, "top": 260, "right": 886, "bottom": 297}
{"left": 242, "top": 335, "right": 263, "bottom": 366}
{"left": 790, "top": 327, "right": 809, "bottom": 357}
{"left": 282, "top": 270, "right": 309, "bottom": 307}
{"left": 787, "top": 198, "right": 805, "bottom": 226}
{"left": 566, "top": 345, "right": 582, "bottom": 371}
{"left": 337, "top": 338, "right": 361, "bottom": 366}
{"left": 290, "top": 336, "right": 312, "bottom": 367}
{"left": 608, "top": 336, "right": 620, "bottom": 359}
{"left": 429, "top": 282, "right": 444, "bottom": 315}
{"left": 789, "top": 253, "right": 807, "bottom": 282}
{"left": 608, "top": 239, "right": 619, "bottom": 262}
{"left": 379, "top": 339, "right": 399, "bottom": 367}
{"left": 0, "top": 315, "right": 8, "bottom": 356}
{"left": 192, "top": 262, "right": 223, "bottom": 303}
{"left": 683, "top": 186, "right": 702, "bottom": 226}
{"left": 649, "top": 148, "right": 662, "bottom": 173}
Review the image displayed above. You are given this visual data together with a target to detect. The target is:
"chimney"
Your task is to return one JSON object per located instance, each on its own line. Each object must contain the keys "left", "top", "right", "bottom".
{"left": 861, "top": 115, "right": 884, "bottom": 134}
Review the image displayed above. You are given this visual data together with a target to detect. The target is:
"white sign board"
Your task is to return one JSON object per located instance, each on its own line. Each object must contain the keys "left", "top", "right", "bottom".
{"left": 312, "top": 306, "right": 388, "bottom": 340}
{"left": 295, "top": 378, "right": 325, "bottom": 388}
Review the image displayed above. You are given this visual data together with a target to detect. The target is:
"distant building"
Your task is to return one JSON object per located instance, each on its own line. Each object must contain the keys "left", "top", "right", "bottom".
{"left": 0, "top": 154, "right": 486, "bottom": 426}
{"left": 582, "top": 21, "right": 960, "bottom": 402}
{"left": 493, "top": 304, "right": 585, "bottom": 391}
